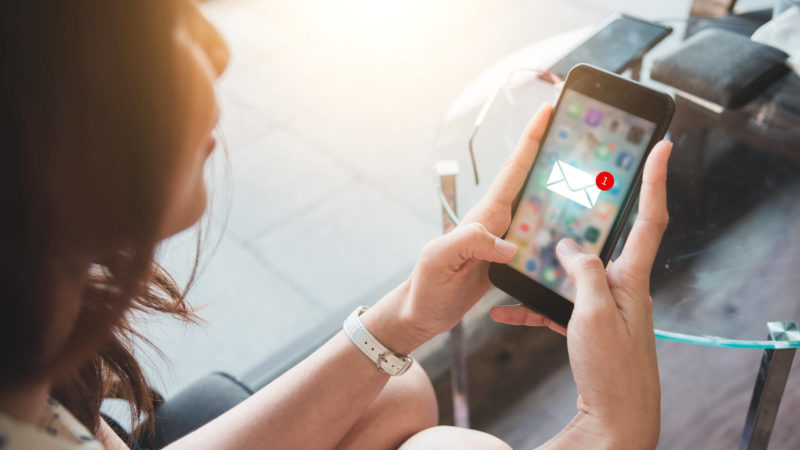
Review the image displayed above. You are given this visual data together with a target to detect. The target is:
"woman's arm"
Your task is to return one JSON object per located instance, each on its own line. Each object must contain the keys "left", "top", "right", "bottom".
{"left": 165, "top": 104, "right": 554, "bottom": 450}
{"left": 165, "top": 218, "right": 523, "bottom": 450}
{"left": 164, "top": 281, "right": 425, "bottom": 450}
{"left": 165, "top": 210, "right": 524, "bottom": 450}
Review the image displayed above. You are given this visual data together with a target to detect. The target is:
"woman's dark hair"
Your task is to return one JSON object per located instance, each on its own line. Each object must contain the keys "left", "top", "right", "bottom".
{"left": 1, "top": 0, "right": 199, "bottom": 441}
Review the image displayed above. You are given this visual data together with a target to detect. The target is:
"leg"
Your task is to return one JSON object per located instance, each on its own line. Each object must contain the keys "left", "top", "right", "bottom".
{"left": 399, "top": 426, "right": 512, "bottom": 450}
{"left": 335, "top": 363, "right": 438, "bottom": 450}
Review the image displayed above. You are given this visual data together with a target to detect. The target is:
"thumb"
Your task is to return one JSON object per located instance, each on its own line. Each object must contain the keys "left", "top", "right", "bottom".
{"left": 425, "top": 223, "right": 518, "bottom": 270}
{"left": 555, "top": 238, "right": 615, "bottom": 315}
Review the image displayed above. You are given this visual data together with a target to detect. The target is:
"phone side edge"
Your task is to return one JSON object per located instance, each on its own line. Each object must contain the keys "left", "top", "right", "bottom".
{"left": 599, "top": 91, "right": 676, "bottom": 263}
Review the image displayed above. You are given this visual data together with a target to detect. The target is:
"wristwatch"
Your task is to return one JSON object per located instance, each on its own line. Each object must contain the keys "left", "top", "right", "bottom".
{"left": 343, "top": 306, "right": 414, "bottom": 376}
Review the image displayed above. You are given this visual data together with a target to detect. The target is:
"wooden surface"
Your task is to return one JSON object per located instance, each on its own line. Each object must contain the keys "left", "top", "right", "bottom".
{"left": 432, "top": 321, "right": 800, "bottom": 449}
{"left": 432, "top": 326, "right": 568, "bottom": 434}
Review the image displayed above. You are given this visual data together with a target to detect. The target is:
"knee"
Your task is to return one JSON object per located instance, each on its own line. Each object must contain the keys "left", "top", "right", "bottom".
{"left": 400, "top": 426, "right": 511, "bottom": 450}
{"left": 389, "top": 363, "right": 438, "bottom": 431}
{"left": 335, "top": 363, "right": 439, "bottom": 450}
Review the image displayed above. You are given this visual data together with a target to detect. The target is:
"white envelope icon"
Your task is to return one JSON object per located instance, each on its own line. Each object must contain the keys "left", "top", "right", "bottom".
{"left": 546, "top": 160, "right": 601, "bottom": 209}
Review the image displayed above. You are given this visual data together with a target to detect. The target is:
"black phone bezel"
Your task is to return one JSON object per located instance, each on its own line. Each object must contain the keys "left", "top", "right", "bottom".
{"left": 547, "top": 14, "right": 673, "bottom": 79}
{"left": 488, "top": 64, "right": 675, "bottom": 328}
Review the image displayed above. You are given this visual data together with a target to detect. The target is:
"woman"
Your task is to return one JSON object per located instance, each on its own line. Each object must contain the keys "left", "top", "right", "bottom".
{"left": 0, "top": 1, "right": 672, "bottom": 448}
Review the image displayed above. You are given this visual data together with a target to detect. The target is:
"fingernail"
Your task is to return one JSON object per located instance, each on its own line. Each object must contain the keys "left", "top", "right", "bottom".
{"left": 556, "top": 238, "right": 580, "bottom": 255}
{"left": 494, "top": 238, "right": 518, "bottom": 258}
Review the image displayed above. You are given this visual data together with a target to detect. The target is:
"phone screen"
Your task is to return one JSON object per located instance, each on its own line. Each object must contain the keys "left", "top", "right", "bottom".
{"left": 504, "top": 88, "right": 656, "bottom": 301}
{"left": 548, "top": 16, "right": 670, "bottom": 78}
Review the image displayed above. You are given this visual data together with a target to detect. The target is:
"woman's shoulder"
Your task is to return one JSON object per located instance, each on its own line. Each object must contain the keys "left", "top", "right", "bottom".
{"left": 0, "top": 398, "right": 104, "bottom": 450}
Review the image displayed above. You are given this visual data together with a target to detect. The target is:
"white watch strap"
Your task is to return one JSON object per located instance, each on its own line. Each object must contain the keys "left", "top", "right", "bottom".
{"left": 343, "top": 306, "right": 414, "bottom": 376}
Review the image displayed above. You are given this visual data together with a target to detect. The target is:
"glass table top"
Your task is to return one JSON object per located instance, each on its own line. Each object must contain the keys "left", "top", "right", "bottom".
{"left": 433, "top": 22, "right": 800, "bottom": 349}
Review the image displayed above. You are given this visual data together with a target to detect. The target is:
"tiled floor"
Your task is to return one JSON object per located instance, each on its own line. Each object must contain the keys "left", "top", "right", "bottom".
{"left": 141, "top": 0, "right": 694, "bottom": 398}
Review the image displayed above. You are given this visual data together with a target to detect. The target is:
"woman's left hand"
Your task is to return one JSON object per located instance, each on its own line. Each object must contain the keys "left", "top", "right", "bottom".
{"left": 368, "top": 103, "right": 560, "bottom": 349}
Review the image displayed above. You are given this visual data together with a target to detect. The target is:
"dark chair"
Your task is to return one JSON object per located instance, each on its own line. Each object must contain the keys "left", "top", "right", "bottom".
{"left": 130, "top": 372, "right": 253, "bottom": 450}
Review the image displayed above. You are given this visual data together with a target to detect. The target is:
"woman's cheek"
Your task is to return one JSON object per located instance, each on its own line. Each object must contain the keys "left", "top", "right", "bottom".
{"left": 157, "top": 148, "right": 208, "bottom": 237}
{"left": 191, "top": 169, "right": 208, "bottom": 218}
{"left": 182, "top": 150, "right": 210, "bottom": 225}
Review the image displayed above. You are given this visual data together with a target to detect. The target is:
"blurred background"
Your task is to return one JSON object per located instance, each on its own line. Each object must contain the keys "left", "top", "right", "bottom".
{"left": 145, "top": 0, "right": 698, "bottom": 399}
{"left": 130, "top": 0, "right": 797, "bottom": 448}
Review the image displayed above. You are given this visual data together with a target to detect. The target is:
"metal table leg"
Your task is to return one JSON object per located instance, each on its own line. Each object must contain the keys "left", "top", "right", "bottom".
{"left": 437, "top": 160, "right": 470, "bottom": 428}
{"left": 740, "top": 321, "right": 799, "bottom": 450}
{"left": 629, "top": 56, "right": 643, "bottom": 82}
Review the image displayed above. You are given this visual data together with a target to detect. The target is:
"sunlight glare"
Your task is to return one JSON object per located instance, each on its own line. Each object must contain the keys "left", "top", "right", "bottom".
{"left": 303, "top": 0, "right": 452, "bottom": 59}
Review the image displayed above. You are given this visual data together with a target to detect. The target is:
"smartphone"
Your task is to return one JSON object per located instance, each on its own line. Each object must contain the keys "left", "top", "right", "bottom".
{"left": 547, "top": 14, "right": 672, "bottom": 79}
{"left": 488, "top": 64, "right": 674, "bottom": 328}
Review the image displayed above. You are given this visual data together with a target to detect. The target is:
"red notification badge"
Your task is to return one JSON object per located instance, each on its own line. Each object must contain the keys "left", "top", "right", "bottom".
{"left": 596, "top": 171, "right": 614, "bottom": 191}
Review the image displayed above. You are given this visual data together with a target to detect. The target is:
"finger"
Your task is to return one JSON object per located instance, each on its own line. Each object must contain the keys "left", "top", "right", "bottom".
{"left": 426, "top": 223, "right": 518, "bottom": 271}
{"left": 491, "top": 304, "right": 567, "bottom": 336}
{"left": 548, "top": 322, "right": 567, "bottom": 336}
{"left": 617, "top": 140, "right": 672, "bottom": 278}
{"left": 490, "top": 304, "right": 549, "bottom": 326}
{"left": 556, "top": 239, "right": 614, "bottom": 314}
{"left": 484, "top": 103, "right": 553, "bottom": 206}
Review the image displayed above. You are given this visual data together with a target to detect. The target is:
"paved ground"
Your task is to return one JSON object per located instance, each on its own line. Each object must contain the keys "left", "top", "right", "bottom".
{"left": 140, "top": 0, "right": 698, "bottom": 398}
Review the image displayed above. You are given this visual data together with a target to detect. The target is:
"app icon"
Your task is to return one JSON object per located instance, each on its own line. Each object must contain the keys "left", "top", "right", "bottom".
{"left": 627, "top": 125, "right": 644, "bottom": 144}
{"left": 542, "top": 266, "right": 562, "bottom": 285}
{"left": 609, "top": 119, "right": 620, "bottom": 133}
{"left": 564, "top": 215, "right": 579, "bottom": 227}
{"left": 518, "top": 221, "right": 531, "bottom": 234}
{"left": 544, "top": 208, "right": 559, "bottom": 226}
{"left": 577, "top": 131, "right": 598, "bottom": 154}
{"left": 609, "top": 185, "right": 621, "bottom": 196}
{"left": 545, "top": 160, "right": 601, "bottom": 209}
{"left": 525, "top": 258, "right": 538, "bottom": 273}
{"left": 564, "top": 215, "right": 580, "bottom": 234}
{"left": 512, "top": 248, "right": 522, "bottom": 265}
{"left": 584, "top": 226, "right": 600, "bottom": 243}
{"left": 566, "top": 101, "right": 581, "bottom": 118}
{"left": 556, "top": 126, "right": 571, "bottom": 141}
{"left": 533, "top": 170, "right": 549, "bottom": 189}
{"left": 616, "top": 151, "right": 634, "bottom": 170}
{"left": 594, "top": 202, "right": 614, "bottom": 220}
{"left": 536, "top": 229, "right": 552, "bottom": 247}
{"left": 595, "top": 142, "right": 611, "bottom": 160}
{"left": 584, "top": 108, "right": 602, "bottom": 127}
{"left": 525, "top": 196, "right": 543, "bottom": 212}
{"left": 608, "top": 142, "right": 617, "bottom": 151}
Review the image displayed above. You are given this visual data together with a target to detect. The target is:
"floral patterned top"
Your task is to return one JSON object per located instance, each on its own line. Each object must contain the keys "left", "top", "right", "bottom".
{"left": 0, "top": 398, "right": 103, "bottom": 450}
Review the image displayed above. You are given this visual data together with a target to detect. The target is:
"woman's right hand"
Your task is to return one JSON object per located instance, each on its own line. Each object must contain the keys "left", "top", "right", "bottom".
{"left": 490, "top": 140, "right": 672, "bottom": 449}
